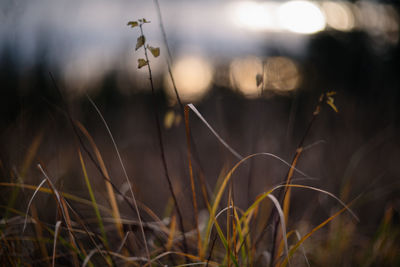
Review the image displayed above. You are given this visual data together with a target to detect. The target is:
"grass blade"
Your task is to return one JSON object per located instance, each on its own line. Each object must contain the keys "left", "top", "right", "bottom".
{"left": 267, "top": 194, "right": 289, "bottom": 267}
{"left": 166, "top": 214, "right": 177, "bottom": 251}
{"left": 77, "top": 148, "right": 109, "bottom": 250}
{"left": 203, "top": 152, "right": 308, "bottom": 253}
{"left": 38, "top": 164, "right": 81, "bottom": 266}
{"left": 244, "top": 184, "right": 357, "bottom": 221}
{"left": 52, "top": 221, "right": 62, "bottom": 267}
{"left": 22, "top": 178, "right": 47, "bottom": 233}
{"left": 187, "top": 103, "right": 243, "bottom": 160}
{"left": 184, "top": 105, "right": 203, "bottom": 258}
{"left": 75, "top": 121, "right": 125, "bottom": 242}
{"left": 281, "top": 205, "right": 349, "bottom": 267}
{"left": 86, "top": 95, "right": 150, "bottom": 261}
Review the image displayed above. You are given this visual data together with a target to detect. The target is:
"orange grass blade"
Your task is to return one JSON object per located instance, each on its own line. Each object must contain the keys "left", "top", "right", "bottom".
{"left": 278, "top": 148, "right": 303, "bottom": 265}
{"left": 281, "top": 205, "right": 349, "bottom": 267}
{"left": 30, "top": 205, "right": 51, "bottom": 266}
{"left": 283, "top": 148, "right": 303, "bottom": 223}
{"left": 184, "top": 105, "right": 203, "bottom": 258}
{"left": 166, "top": 214, "right": 177, "bottom": 251}
{"left": 75, "top": 121, "right": 125, "bottom": 241}
{"left": 86, "top": 95, "right": 150, "bottom": 262}
{"left": 203, "top": 153, "right": 308, "bottom": 253}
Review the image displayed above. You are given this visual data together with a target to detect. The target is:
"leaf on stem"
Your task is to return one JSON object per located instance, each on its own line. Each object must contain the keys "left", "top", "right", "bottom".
{"left": 135, "top": 35, "right": 145, "bottom": 50}
{"left": 127, "top": 21, "right": 138, "bottom": 28}
{"left": 256, "top": 74, "right": 263, "bottom": 87}
{"left": 326, "top": 96, "right": 338, "bottom": 113}
{"left": 138, "top": 58, "right": 148, "bottom": 69}
{"left": 147, "top": 45, "right": 160, "bottom": 57}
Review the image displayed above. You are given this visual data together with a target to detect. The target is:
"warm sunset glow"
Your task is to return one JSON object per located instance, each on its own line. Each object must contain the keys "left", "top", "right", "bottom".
{"left": 229, "top": 56, "right": 263, "bottom": 98}
{"left": 264, "top": 56, "right": 300, "bottom": 92}
{"left": 164, "top": 55, "right": 214, "bottom": 102}
{"left": 322, "top": 1, "right": 355, "bottom": 31}
{"left": 278, "top": 1, "right": 326, "bottom": 34}
{"left": 230, "top": 1, "right": 279, "bottom": 31}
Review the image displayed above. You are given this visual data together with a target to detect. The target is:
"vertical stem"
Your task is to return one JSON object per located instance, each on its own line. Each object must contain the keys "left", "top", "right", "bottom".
{"left": 139, "top": 23, "right": 189, "bottom": 256}
{"left": 184, "top": 106, "right": 202, "bottom": 258}
{"left": 153, "top": 0, "right": 212, "bottom": 209}
{"left": 270, "top": 93, "right": 325, "bottom": 266}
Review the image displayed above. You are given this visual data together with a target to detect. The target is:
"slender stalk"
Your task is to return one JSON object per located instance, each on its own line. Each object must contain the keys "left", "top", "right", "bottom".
{"left": 184, "top": 106, "right": 202, "bottom": 258}
{"left": 153, "top": 0, "right": 212, "bottom": 210}
{"left": 153, "top": 0, "right": 182, "bottom": 107}
{"left": 139, "top": 23, "right": 189, "bottom": 256}
{"left": 270, "top": 93, "right": 326, "bottom": 266}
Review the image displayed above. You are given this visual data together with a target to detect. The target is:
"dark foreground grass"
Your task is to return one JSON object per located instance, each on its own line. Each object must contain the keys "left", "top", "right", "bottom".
{"left": 1, "top": 88, "right": 399, "bottom": 266}
{"left": 1, "top": 4, "right": 400, "bottom": 266}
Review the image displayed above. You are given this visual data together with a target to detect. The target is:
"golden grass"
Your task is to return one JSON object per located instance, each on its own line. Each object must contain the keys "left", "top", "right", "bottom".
{"left": 1, "top": 94, "right": 398, "bottom": 267}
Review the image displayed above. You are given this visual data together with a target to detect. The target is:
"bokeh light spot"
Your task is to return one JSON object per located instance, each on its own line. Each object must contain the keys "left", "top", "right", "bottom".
{"left": 322, "top": 1, "right": 355, "bottom": 31}
{"left": 229, "top": 56, "right": 263, "bottom": 98}
{"left": 230, "top": 1, "right": 278, "bottom": 31}
{"left": 164, "top": 55, "right": 213, "bottom": 103}
{"left": 265, "top": 56, "right": 300, "bottom": 92}
{"left": 278, "top": 1, "right": 326, "bottom": 34}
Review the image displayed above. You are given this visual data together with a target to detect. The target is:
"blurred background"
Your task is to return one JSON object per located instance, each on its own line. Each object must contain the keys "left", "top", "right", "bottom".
{"left": 1, "top": 0, "right": 400, "bottom": 264}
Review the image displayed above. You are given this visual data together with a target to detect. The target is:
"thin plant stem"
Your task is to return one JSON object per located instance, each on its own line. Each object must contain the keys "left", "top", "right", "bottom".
{"left": 270, "top": 93, "right": 326, "bottom": 266}
{"left": 139, "top": 22, "right": 189, "bottom": 256}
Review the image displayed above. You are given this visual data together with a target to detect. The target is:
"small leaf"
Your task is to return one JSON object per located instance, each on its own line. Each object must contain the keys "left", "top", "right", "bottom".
{"left": 143, "top": 18, "right": 150, "bottom": 23}
{"left": 326, "top": 96, "right": 338, "bottom": 113}
{"left": 138, "top": 58, "right": 148, "bottom": 69}
{"left": 326, "top": 91, "right": 337, "bottom": 97}
{"left": 256, "top": 74, "right": 263, "bottom": 87}
{"left": 135, "top": 35, "right": 145, "bottom": 50}
{"left": 127, "top": 21, "right": 138, "bottom": 28}
{"left": 147, "top": 46, "right": 160, "bottom": 57}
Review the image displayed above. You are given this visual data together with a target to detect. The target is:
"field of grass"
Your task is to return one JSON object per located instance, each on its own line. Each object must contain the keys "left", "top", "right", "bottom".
{"left": 1, "top": 74, "right": 399, "bottom": 266}
{"left": 1, "top": 4, "right": 400, "bottom": 267}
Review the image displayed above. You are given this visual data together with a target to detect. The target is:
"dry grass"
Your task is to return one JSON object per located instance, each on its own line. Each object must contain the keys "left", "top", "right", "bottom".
{"left": 2, "top": 90, "right": 398, "bottom": 267}
{"left": 1, "top": 5, "right": 399, "bottom": 266}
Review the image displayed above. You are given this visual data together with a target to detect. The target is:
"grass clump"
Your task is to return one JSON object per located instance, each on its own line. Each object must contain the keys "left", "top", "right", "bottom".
{"left": 1, "top": 7, "right": 399, "bottom": 267}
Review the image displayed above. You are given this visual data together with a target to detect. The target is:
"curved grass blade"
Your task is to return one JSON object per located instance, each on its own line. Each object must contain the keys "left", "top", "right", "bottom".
{"left": 52, "top": 221, "right": 62, "bottom": 267}
{"left": 86, "top": 95, "right": 150, "bottom": 262}
{"left": 203, "top": 152, "right": 309, "bottom": 252}
{"left": 0, "top": 182, "right": 112, "bottom": 214}
{"left": 244, "top": 184, "right": 358, "bottom": 222}
{"left": 184, "top": 105, "right": 203, "bottom": 258}
{"left": 77, "top": 148, "right": 109, "bottom": 251}
{"left": 38, "top": 164, "right": 81, "bottom": 266}
{"left": 22, "top": 178, "right": 47, "bottom": 233}
{"left": 267, "top": 194, "right": 290, "bottom": 267}
{"left": 187, "top": 103, "right": 243, "bottom": 160}
{"left": 281, "top": 205, "right": 349, "bottom": 267}
{"left": 75, "top": 121, "right": 125, "bottom": 241}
